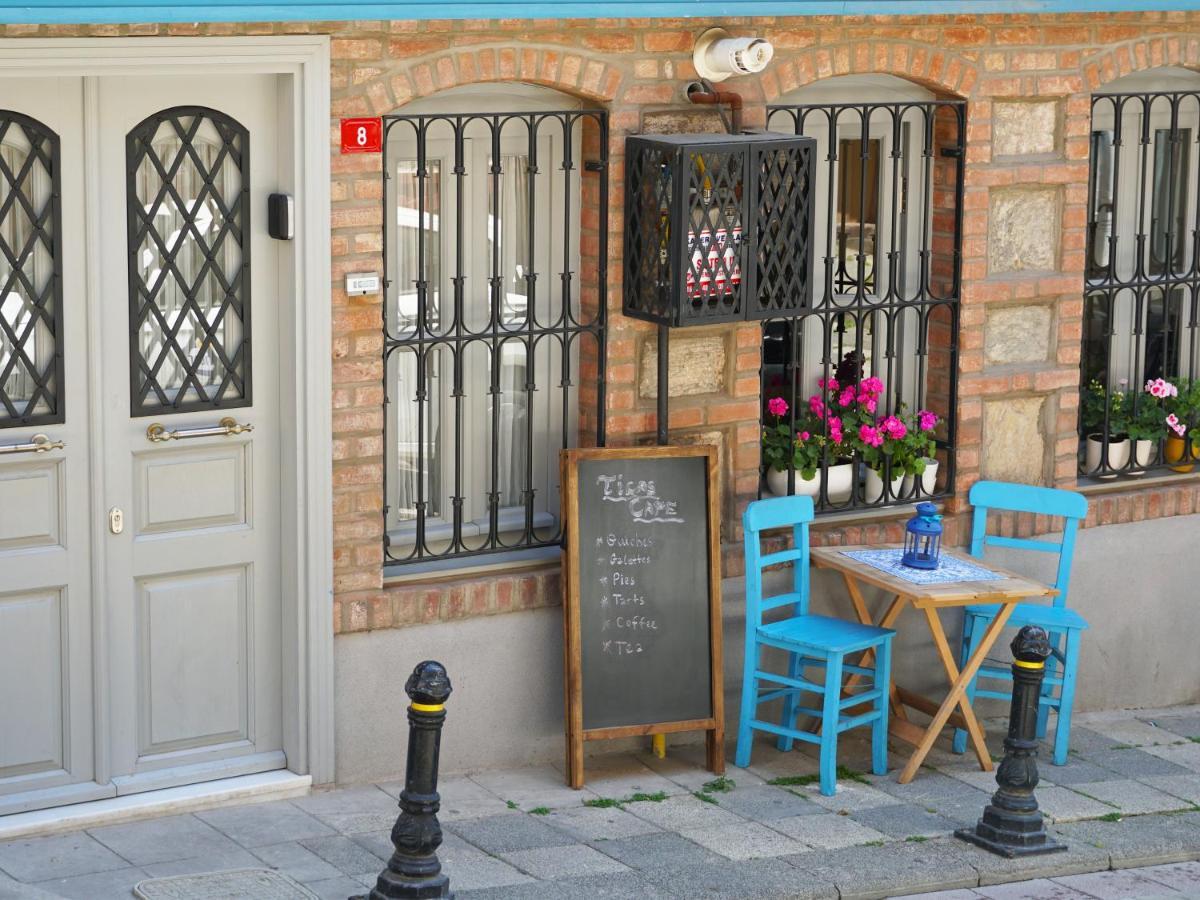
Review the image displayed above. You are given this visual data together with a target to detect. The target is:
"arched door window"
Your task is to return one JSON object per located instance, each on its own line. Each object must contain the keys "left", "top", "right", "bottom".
{"left": 0, "top": 111, "right": 62, "bottom": 427}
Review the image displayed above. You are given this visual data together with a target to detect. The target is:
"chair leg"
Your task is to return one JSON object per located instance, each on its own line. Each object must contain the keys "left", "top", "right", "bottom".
{"left": 1037, "top": 631, "right": 1062, "bottom": 741}
{"left": 735, "top": 643, "right": 761, "bottom": 769}
{"left": 952, "top": 612, "right": 986, "bottom": 755}
{"left": 872, "top": 639, "right": 891, "bottom": 777}
{"left": 777, "top": 649, "right": 803, "bottom": 752}
{"left": 1052, "top": 629, "right": 1082, "bottom": 766}
{"left": 819, "top": 653, "right": 844, "bottom": 797}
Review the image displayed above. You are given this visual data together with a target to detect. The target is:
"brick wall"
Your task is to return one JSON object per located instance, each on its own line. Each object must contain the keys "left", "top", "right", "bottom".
{"left": 7, "top": 12, "right": 1200, "bottom": 632}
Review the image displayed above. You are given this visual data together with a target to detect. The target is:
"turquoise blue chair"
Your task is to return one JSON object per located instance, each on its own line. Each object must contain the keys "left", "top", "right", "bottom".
{"left": 734, "top": 495, "right": 895, "bottom": 796}
{"left": 952, "top": 481, "right": 1089, "bottom": 766}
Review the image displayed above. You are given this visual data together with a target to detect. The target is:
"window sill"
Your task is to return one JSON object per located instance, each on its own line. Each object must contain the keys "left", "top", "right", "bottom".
{"left": 383, "top": 545, "right": 560, "bottom": 585}
{"left": 1074, "top": 469, "right": 1200, "bottom": 496}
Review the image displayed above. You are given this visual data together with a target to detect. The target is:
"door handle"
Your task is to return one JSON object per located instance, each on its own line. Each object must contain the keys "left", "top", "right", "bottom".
{"left": 146, "top": 417, "right": 254, "bottom": 443}
{"left": 0, "top": 433, "right": 66, "bottom": 455}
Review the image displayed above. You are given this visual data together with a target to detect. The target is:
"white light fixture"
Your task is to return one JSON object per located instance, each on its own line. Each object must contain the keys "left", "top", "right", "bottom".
{"left": 692, "top": 27, "right": 775, "bottom": 82}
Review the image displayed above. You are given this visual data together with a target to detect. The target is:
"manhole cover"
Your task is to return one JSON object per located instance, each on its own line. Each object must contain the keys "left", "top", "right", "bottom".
{"left": 133, "top": 868, "right": 321, "bottom": 899}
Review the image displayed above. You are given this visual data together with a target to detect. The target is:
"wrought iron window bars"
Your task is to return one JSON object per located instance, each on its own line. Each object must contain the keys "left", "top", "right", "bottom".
{"left": 763, "top": 99, "right": 966, "bottom": 512}
{"left": 0, "top": 110, "right": 63, "bottom": 428}
{"left": 1082, "top": 90, "right": 1200, "bottom": 477}
{"left": 382, "top": 109, "right": 608, "bottom": 565}
{"left": 126, "top": 106, "right": 251, "bottom": 416}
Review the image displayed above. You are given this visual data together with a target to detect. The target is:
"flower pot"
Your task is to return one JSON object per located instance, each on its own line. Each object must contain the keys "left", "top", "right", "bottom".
{"left": 1165, "top": 434, "right": 1198, "bottom": 473}
{"left": 864, "top": 467, "right": 904, "bottom": 504}
{"left": 1131, "top": 439, "right": 1156, "bottom": 473}
{"left": 1084, "top": 434, "right": 1130, "bottom": 477}
{"left": 901, "top": 458, "right": 940, "bottom": 497}
{"left": 768, "top": 464, "right": 853, "bottom": 502}
{"left": 766, "top": 467, "right": 820, "bottom": 498}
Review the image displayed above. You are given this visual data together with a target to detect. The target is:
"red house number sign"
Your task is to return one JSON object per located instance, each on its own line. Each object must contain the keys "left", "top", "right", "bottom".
{"left": 341, "top": 117, "right": 382, "bottom": 154}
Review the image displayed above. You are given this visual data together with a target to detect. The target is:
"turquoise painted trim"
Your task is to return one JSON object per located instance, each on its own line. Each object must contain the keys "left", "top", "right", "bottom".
{"left": 3, "top": 0, "right": 1200, "bottom": 25}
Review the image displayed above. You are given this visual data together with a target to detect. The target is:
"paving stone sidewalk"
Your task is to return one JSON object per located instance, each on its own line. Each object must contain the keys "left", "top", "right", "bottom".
{"left": 3, "top": 706, "right": 1200, "bottom": 899}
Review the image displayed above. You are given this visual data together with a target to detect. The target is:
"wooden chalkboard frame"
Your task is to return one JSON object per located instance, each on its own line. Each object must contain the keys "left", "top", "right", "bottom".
{"left": 560, "top": 445, "right": 725, "bottom": 789}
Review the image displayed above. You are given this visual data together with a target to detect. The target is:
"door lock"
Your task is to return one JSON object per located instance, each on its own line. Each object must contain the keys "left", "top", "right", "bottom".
{"left": 109, "top": 507, "right": 124, "bottom": 535}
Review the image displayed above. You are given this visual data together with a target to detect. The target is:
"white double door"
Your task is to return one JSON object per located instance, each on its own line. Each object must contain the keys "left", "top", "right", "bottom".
{"left": 0, "top": 72, "right": 284, "bottom": 814}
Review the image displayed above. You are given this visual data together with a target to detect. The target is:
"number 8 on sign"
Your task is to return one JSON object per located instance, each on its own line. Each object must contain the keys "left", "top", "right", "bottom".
{"left": 341, "top": 117, "right": 382, "bottom": 154}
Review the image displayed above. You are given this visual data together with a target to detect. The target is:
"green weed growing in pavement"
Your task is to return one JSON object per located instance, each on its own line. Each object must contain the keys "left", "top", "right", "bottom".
{"left": 624, "top": 791, "right": 669, "bottom": 803}
{"left": 528, "top": 806, "right": 550, "bottom": 815}
{"left": 1190, "top": 736, "right": 1200, "bottom": 743}
{"left": 860, "top": 840, "right": 886, "bottom": 847}
{"left": 905, "top": 835, "right": 929, "bottom": 843}
{"left": 1110, "top": 743, "right": 1136, "bottom": 750}
{"left": 1097, "top": 812, "right": 1123, "bottom": 822}
{"left": 693, "top": 790, "right": 718, "bottom": 805}
{"left": 505, "top": 800, "right": 519, "bottom": 809}
{"left": 768, "top": 774, "right": 820, "bottom": 787}
{"left": 702, "top": 776, "right": 736, "bottom": 793}
{"left": 583, "top": 797, "right": 623, "bottom": 809}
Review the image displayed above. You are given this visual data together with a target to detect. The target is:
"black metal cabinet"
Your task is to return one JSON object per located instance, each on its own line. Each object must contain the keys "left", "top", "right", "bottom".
{"left": 623, "top": 132, "right": 816, "bottom": 328}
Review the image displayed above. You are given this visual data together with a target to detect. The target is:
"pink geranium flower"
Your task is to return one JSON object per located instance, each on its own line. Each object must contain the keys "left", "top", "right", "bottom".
{"left": 918, "top": 410, "right": 938, "bottom": 432}
{"left": 881, "top": 415, "right": 907, "bottom": 440}
{"left": 798, "top": 430, "right": 811, "bottom": 441}
{"left": 1167, "top": 413, "right": 1187, "bottom": 437}
{"left": 809, "top": 395, "right": 825, "bottom": 419}
{"left": 838, "top": 385, "right": 857, "bottom": 408}
{"left": 767, "top": 397, "right": 789, "bottom": 417}
{"left": 828, "top": 415, "right": 845, "bottom": 445}
{"left": 859, "top": 424, "right": 884, "bottom": 448}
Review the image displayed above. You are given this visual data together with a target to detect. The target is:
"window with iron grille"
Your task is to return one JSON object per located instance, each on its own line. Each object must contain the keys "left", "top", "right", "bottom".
{"left": 382, "top": 86, "right": 607, "bottom": 567}
{"left": 0, "top": 110, "right": 62, "bottom": 428}
{"left": 1082, "top": 71, "right": 1200, "bottom": 478}
{"left": 764, "top": 77, "right": 965, "bottom": 512}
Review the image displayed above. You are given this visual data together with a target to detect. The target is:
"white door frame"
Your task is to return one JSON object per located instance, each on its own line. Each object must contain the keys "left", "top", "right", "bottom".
{"left": 0, "top": 36, "right": 335, "bottom": 786}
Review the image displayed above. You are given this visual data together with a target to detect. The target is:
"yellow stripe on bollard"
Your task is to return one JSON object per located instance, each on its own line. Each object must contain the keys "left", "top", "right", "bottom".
{"left": 652, "top": 734, "right": 666, "bottom": 758}
{"left": 1013, "top": 659, "right": 1044, "bottom": 670}
{"left": 411, "top": 702, "right": 445, "bottom": 712}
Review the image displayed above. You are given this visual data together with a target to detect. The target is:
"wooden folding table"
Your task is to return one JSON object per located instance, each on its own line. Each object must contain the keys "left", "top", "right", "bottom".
{"left": 810, "top": 545, "right": 1057, "bottom": 784}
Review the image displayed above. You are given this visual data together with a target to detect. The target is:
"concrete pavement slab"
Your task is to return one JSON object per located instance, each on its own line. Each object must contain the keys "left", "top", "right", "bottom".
{"left": 1035, "top": 786, "right": 1119, "bottom": 823}
{"left": 427, "top": 776, "right": 522, "bottom": 822}
{"left": 849, "top": 803, "right": 958, "bottom": 838}
{"left": 795, "top": 779, "right": 903, "bottom": 813}
{"left": 1139, "top": 773, "right": 1200, "bottom": 806}
{"left": 467, "top": 764, "right": 598, "bottom": 810}
{"left": 458, "top": 870, "right": 676, "bottom": 899}
{"left": 194, "top": 800, "right": 335, "bottom": 848}
{"left": 1052, "top": 813, "right": 1200, "bottom": 868}
{"left": 1090, "top": 747, "right": 1195, "bottom": 778}
{"left": 678, "top": 820, "right": 808, "bottom": 860}
{"left": 769, "top": 811, "right": 892, "bottom": 849}
{"left": 297, "top": 833, "right": 386, "bottom": 877}
{"left": 710, "top": 783, "right": 826, "bottom": 820}
{"left": 1075, "top": 779, "right": 1195, "bottom": 816}
{"left": 31, "top": 865, "right": 149, "bottom": 900}
{"left": 973, "top": 877, "right": 1094, "bottom": 898}
{"left": 90, "top": 813, "right": 249, "bottom": 866}
{"left": 785, "top": 837, "right": 980, "bottom": 899}
{"left": 501, "top": 842, "right": 630, "bottom": 879}
{"left": 139, "top": 846, "right": 263, "bottom": 878}
{"left": 448, "top": 812, "right": 575, "bottom": 854}
{"left": 586, "top": 830, "right": 724, "bottom": 870}
{"left": 0, "top": 830, "right": 131, "bottom": 882}
{"left": 621, "top": 792, "right": 743, "bottom": 830}
{"left": 249, "top": 840, "right": 346, "bottom": 883}
{"left": 1051, "top": 867, "right": 1185, "bottom": 899}
{"left": 1137, "top": 859, "right": 1200, "bottom": 892}
{"left": 540, "top": 803, "right": 662, "bottom": 841}
{"left": 644, "top": 857, "right": 837, "bottom": 899}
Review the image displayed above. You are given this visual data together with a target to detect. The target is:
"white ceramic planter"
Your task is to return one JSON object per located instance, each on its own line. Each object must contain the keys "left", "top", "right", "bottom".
{"left": 766, "top": 463, "right": 854, "bottom": 503}
{"left": 766, "top": 466, "right": 819, "bottom": 498}
{"left": 864, "top": 467, "right": 904, "bottom": 503}
{"left": 1132, "top": 439, "right": 1155, "bottom": 472}
{"left": 901, "top": 458, "right": 940, "bottom": 497}
{"left": 1084, "top": 434, "right": 1130, "bottom": 476}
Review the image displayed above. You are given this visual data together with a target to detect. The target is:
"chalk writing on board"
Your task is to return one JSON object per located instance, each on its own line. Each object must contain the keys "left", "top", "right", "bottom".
{"left": 595, "top": 474, "right": 685, "bottom": 524}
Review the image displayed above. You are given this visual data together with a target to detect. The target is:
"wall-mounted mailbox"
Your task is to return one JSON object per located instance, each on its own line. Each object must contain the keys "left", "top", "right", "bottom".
{"left": 623, "top": 132, "right": 816, "bottom": 328}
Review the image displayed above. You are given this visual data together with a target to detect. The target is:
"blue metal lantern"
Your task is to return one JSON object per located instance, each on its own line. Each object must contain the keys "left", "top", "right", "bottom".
{"left": 902, "top": 502, "right": 943, "bottom": 569}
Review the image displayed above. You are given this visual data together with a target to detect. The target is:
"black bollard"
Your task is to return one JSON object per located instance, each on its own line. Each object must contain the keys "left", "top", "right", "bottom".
{"left": 359, "top": 660, "right": 454, "bottom": 899}
{"left": 956, "top": 625, "right": 1066, "bottom": 858}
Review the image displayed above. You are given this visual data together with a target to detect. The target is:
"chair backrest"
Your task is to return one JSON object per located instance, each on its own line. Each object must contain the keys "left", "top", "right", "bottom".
{"left": 968, "top": 481, "right": 1088, "bottom": 608}
{"left": 743, "top": 495, "right": 813, "bottom": 628}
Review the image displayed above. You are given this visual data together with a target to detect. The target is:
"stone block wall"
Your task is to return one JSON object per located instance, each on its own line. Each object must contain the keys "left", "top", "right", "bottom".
{"left": 8, "top": 13, "right": 1200, "bottom": 633}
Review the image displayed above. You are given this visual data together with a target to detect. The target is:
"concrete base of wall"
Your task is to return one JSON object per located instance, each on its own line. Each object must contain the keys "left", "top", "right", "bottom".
{"left": 333, "top": 512, "right": 1200, "bottom": 785}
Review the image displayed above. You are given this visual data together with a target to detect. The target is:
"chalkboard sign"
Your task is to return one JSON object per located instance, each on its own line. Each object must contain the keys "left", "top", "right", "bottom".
{"left": 560, "top": 446, "right": 724, "bottom": 788}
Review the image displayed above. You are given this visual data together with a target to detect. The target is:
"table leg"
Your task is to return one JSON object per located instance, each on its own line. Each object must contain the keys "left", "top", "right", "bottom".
{"left": 897, "top": 602, "right": 1016, "bottom": 784}
{"left": 835, "top": 574, "right": 907, "bottom": 718}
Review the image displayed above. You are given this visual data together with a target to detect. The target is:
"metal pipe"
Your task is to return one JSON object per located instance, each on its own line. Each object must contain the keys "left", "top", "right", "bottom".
{"left": 686, "top": 81, "right": 743, "bottom": 135}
